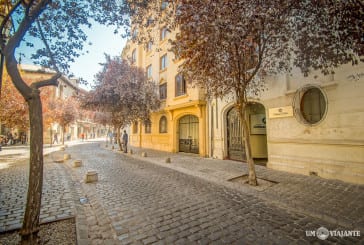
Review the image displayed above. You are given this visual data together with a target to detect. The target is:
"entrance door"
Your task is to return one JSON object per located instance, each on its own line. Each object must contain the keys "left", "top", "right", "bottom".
{"left": 227, "top": 107, "right": 246, "bottom": 161}
{"left": 179, "top": 115, "right": 199, "bottom": 154}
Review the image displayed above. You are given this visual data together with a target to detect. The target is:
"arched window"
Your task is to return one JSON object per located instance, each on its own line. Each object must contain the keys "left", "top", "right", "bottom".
{"left": 159, "top": 116, "right": 167, "bottom": 133}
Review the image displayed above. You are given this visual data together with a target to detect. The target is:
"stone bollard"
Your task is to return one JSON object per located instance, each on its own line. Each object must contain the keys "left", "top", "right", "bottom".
{"left": 73, "top": 160, "right": 82, "bottom": 168}
{"left": 142, "top": 152, "right": 147, "bottom": 157}
{"left": 112, "top": 145, "right": 114, "bottom": 150}
{"left": 64, "top": 154, "right": 71, "bottom": 160}
{"left": 85, "top": 170, "right": 98, "bottom": 183}
{"left": 165, "top": 157, "right": 171, "bottom": 163}
{"left": 129, "top": 149, "right": 133, "bottom": 155}
{"left": 60, "top": 146, "right": 65, "bottom": 151}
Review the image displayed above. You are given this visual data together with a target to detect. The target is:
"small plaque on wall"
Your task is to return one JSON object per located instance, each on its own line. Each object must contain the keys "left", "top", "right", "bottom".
{"left": 250, "top": 114, "right": 266, "bottom": 135}
{"left": 268, "top": 106, "right": 293, "bottom": 119}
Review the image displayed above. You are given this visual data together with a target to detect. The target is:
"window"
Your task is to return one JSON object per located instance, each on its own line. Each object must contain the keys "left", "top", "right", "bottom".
{"left": 160, "top": 54, "right": 167, "bottom": 70}
{"left": 161, "top": 1, "right": 168, "bottom": 10}
{"left": 132, "top": 121, "right": 138, "bottom": 134}
{"left": 147, "top": 65, "right": 152, "bottom": 79}
{"left": 159, "top": 116, "right": 167, "bottom": 133}
{"left": 175, "top": 73, "right": 186, "bottom": 96}
{"left": 160, "top": 27, "right": 168, "bottom": 41}
{"left": 146, "top": 17, "right": 154, "bottom": 27}
{"left": 159, "top": 83, "right": 167, "bottom": 100}
{"left": 146, "top": 41, "right": 153, "bottom": 52}
{"left": 294, "top": 85, "right": 327, "bottom": 125}
{"left": 144, "top": 120, "right": 151, "bottom": 134}
{"left": 132, "top": 29, "right": 138, "bottom": 39}
{"left": 131, "top": 49, "right": 136, "bottom": 64}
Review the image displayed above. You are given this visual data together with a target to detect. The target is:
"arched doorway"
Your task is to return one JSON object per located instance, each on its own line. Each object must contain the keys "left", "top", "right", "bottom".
{"left": 179, "top": 115, "right": 199, "bottom": 154}
{"left": 226, "top": 103, "right": 268, "bottom": 163}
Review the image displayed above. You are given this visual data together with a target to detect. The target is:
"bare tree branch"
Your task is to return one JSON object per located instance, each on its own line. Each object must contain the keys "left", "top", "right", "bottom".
{"left": 31, "top": 72, "right": 61, "bottom": 89}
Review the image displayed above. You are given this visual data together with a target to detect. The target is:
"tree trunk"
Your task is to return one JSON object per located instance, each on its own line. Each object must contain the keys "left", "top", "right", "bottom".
{"left": 20, "top": 88, "right": 44, "bottom": 244}
{"left": 239, "top": 103, "right": 258, "bottom": 186}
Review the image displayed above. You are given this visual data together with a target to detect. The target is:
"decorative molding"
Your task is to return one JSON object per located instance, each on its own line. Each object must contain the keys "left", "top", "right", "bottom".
{"left": 269, "top": 137, "right": 364, "bottom": 147}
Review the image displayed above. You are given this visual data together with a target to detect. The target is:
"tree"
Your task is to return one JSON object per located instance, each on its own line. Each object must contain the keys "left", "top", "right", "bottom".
{"left": 167, "top": 0, "right": 295, "bottom": 186}
{"left": 49, "top": 96, "right": 78, "bottom": 145}
{"left": 0, "top": 1, "right": 138, "bottom": 244}
{"left": 166, "top": 0, "right": 363, "bottom": 185}
{"left": 82, "top": 56, "right": 160, "bottom": 151}
{"left": 0, "top": 72, "right": 29, "bottom": 131}
{"left": 0, "top": 69, "right": 53, "bottom": 134}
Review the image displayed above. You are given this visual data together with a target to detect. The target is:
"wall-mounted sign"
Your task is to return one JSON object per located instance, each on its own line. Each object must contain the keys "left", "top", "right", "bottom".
{"left": 250, "top": 114, "right": 266, "bottom": 135}
{"left": 268, "top": 106, "right": 293, "bottom": 119}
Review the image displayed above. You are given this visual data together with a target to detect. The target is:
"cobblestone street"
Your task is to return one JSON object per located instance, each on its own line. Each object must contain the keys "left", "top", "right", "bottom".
{"left": 0, "top": 141, "right": 363, "bottom": 244}
{"left": 0, "top": 146, "right": 76, "bottom": 232}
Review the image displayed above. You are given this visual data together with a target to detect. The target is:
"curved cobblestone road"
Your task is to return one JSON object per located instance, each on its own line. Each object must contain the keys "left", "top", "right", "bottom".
{"left": 67, "top": 142, "right": 360, "bottom": 244}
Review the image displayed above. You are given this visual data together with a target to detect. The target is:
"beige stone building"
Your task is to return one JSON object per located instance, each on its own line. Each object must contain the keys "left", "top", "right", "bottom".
{"left": 208, "top": 63, "right": 364, "bottom": 184}
{"left": 20, "top": 65, "right": 105, "bottom": 144}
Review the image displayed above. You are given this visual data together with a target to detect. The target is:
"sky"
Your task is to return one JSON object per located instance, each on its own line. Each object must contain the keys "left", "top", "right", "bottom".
{"left": 17, "top": 23, "right": 127, "bottom": 90}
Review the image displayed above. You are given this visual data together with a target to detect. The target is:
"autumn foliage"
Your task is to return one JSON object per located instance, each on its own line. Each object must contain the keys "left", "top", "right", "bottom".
{"left": 82, "top": 56, "right": 160, "bottom": 150}
{"left": 0, "top": 73, "right": 28, "bottom": 131}
{"left": 0, "top": 72, "right": 54, "bottom": 132}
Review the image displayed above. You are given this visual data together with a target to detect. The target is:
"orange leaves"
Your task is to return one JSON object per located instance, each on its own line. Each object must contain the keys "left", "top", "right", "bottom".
{"left": 0, "top": 74, "right": 29, "bottom": 130}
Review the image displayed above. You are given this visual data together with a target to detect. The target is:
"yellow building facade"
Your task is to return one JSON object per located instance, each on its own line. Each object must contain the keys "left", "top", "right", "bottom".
{"left": 123, "top": 27, "right": 207, "bottom": 156}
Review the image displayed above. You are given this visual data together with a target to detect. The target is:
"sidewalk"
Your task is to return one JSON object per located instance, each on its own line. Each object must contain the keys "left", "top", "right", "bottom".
{"left": 109, "top": 144, "right": 364, "bottom": 232}
{"left": 0, "top": 140, "right": 96, "bottom": 157}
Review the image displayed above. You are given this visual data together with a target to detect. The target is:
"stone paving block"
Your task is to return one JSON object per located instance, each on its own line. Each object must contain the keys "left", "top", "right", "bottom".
{"left": 142, "top": 236, "right": 157, "bottom": 244}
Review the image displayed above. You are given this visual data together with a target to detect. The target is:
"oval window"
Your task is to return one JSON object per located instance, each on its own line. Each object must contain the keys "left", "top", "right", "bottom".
{"left": 294, "top": 85, "right": 327, "bottom": 125}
